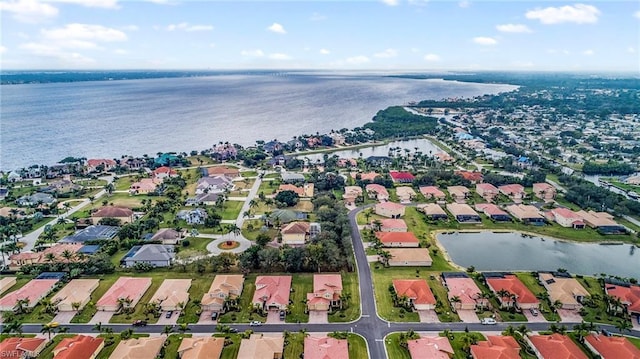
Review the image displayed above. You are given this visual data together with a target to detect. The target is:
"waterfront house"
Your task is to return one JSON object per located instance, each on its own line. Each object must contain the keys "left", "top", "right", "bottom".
{"left": 375, "top": 201, "right": 405, "bottom": 218}
{"left": 376, "top": 232, "right": 420, "bottom": 248}
{"left": 475, "top": 203, "right": 511, "bottom": 222}
{"left": 375, "top": 218, "right": 408, "bottom": 232}
{"left": 538, "top": 272, "right": 589, "bottom": 310}
{"left": 484, "top": 273, "right": 539, "bottom": 310}
{"left": 407, "top": 336, "right": 454, "bottom": 359}
{"left": 442, "top": 272, "right": 488, "bottom": 311}
{"left": 446, "top": 203, "right": 481, "bottom": 223}
{"left": 385, "top": 248, "right": 432, "bottom": 267}
{"left": 86, "top": 158, "right": 116, "bottom": 173}
{"left": 550, "top": 208, "right": 585, "bottom": 229}
{"left": 576, "top": 210, "right": 626, "bottom": 234}
{"left": 604, "top": 283, "right": 640, "bottom": 316}
{"left": 505, "top": 204, "right": 545, "bottom": 225}
{"left": 417, "top": 203, "right": 449, "bottom": 220}
{"left": 393, "top": 279, "right": 436, "bottom": 310}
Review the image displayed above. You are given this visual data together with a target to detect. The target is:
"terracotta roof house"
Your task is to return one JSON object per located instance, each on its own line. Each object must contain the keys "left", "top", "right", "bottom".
{"left": 91, "top": 206, "right": 134, "bottom": 224}
{"left": 470, "top": 336, "right": 520, "bottom": 359}
{"left": 390, "top": 171, "right": 415, "bottom": 183}
{"left": 201, "top": 274, "right": 244, "bottom": 312}
{"left": 446, "top": 203, "right": 481, "bottom": 223}
{"left": 396, "top": 186, "right": 417, "bottom": 203}
{"left": 526, "top": 334, "right": 588, "bottom": 359}
{"left": 375, "top": 218, "right": 408, "bottom": 232}
{"left": 0, "top": 278, "right": 60, "bottom": 311}
{"left": 435, "top": 152, "right": 454, "bottom": 163}
{"left": 407, "top": 336, "right": 454, "bottom": 359}
{"left": 455, "top": 170, "right": 484, "bottom": 184}
{"left": 237, "top": 334, "right": 284, "bottom": 359}
{"left": 304, "top": 336, "right": 348, "bottom": 359}
{"left": 375, "top": 201, "right": 405, "bottom": 218}
{"left": 476, "top": 183, "right": 499, "bottom": 201}
{"left": 151, "top": 166, "right": 178, "bottom": 179}
{"left": 533, "top": 182, "right": 556, "bottom": 201}
{"left": 385, "top": 248, "right": 432, "bottom": 267}
{"left": 277, "top": 183, "right": 314, "bottom": 198}
{"left": 108, "top": 337, "right": 165, "bottom": 359}
{"left": 0, "top": 337, "right": 47, "bottom": 358}
{"left": 129, "top": 178, "right": 162, "bottom": 195}
{"left": 343, "top": 186, "right": 363, "bottom": 206}
{"left": 417, "top": 203, "right": 449, "bottom": 220}
{"left": 53, "top": 335, "right": 104, "bottom": 359}
{"left": 442, "top": 272, "right": 488, "bottom": 311}
{"left": 584, "top": 333, "right": 640, "bottom": 359}
{"left": 393, "top": 279, "right": 436, "bottom": 310}
{"left": 351, "top": 171, "right": 379, "bottom": 181}
{"left": 177, "top": 337, "right": 225, "bottom": 359}
{"left": 149, "top": 279, "right": 191, "bottom": 311}
{"left": 605, "top": 283, "right": 640, "bottom": 315}
{"left": 419, "top": 186, "right": 446, "bottom": 200}
{"left": 376, "top": 232, "right": 420, "bottom": 248}
{"left": 550, "top": 208, "right": 585, "bottom": 229}
{"left": 576, "top": 210, "right": 626, "bottom": 234}
{"left": 148, "top": 228, "right": 183, "bottom": 245}
{"left": 280, "top": 221, "right": 321, "bottom": 246}
{"left": 8, "top": 243, "right": 84, "bottom": 270}
{"left": 447, "top": 186, "right": 470, "bottom": 203}
{"left": 538, "top": 272, "right": 589, "bottom": 310}
{"left": 366, "top": 184, "right": 389, "bottom": 201}
{"left": 86, "top": 158, "right": 116, "bottom": 173}
{"left": 51, "top": 279, "right": 100, "bottom": 312}
{"left": 475, "top": 203, "right": 512, "bottom": 222}
{"left": 96, "top": 276, "right": 152, "bottom": 312}
{"left": 506, "top": 204, "right": 545, "bottom": 224}
{"left": 485, "top": 273, "right": 540, "bottom": 310}
{"left": 204, "top": 166, "right": 240, "bottom": 179}
{"left": 0, "top": 277, "right": 16, "bottom": 295}
{"left": 498, "top": 184, "right": 526, "bottom": 203}
{"left": 307, "top": 274, "right": 343, "bottom": 311}
{"left": 252, "top": 276, "right": 292, "bottom": 311}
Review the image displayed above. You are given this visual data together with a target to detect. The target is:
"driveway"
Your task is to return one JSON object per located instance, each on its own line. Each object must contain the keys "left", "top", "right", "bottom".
{"left": 156, "top": 311, "right": 179, "bottom": 325}
{"left": 308, "top": 310, "right": 328, "bottom": 324}
{"left": 457, "top": 310, "right": 479, "bottom": 323}
{"left": 52, "top": 311, "right": 77, "bottom": 324}
{"left": 417, "top": 310, "right": 440, "bottom": 323}
{"left": 523, "top": 310, "right": 548, "bottom": 323}
{"left": 265, "top": 310, "right": 283, "bottom": 324}
{"left": 557, "top": 309, "right": 583, "bottom": 323}
{"left": 88, "top": 311, "right": 114, "bottom": 324}
{"left": 197, "top": 310, "right": 217, "bottom": 325}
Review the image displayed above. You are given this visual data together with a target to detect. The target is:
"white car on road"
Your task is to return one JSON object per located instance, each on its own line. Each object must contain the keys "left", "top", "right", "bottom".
{"left": 480, "top": 318, "right": 497, "bottom": 325}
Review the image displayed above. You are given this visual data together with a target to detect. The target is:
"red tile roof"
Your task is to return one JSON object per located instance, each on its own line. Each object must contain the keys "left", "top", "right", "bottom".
{"left": 0, "top": 279, "right": 59, "bottom": 308}
{"left": 419, "top": 186, "right": 446, "bottom": 198}
{"left": 0, "top": 337, "right": 46, "bottom": 357}
{"left": 486, "top": 275, "right": 539, "bottom": 305}
{"left": 585, "top": 334, "right": 640, "bottom": 359}
{"left": 393, "top": 279, "right": 436, "bottom": 305}
{"left": 455, "top": 170, "right": 484, "bottom": 182}
{"left": 53, "top": 335, "right": 104, "bottom": 359}
{"left": 475, "top": 203, "right": 509, "bottom": 216}
{"left": 605, "top": 284, "right": 640, "bottom": 314}
{"left": 253, "top": 276, "right": 292, "bottom": 307}
{"left": 407, "top": 336, "right": 453, "bottom": 359}
{"left": 365, "top": 184, "right": 389, "bottom": 196}
{"left": 476, "top": 183, "right": 499, "bottom": 192}
{"left": 389, "top": 171, "right": 415, "bottom": 181}
{"left": 376, "top": 232, "right": 419, "bottom": 244}
{"left": 152, "top": 166, "right": 177, "bottom": 176}
{"left": 304, "top": 336, "right": 348, "bottom": 359}
{"left": 498, "top": 184, "right": 525, "bottom": 195}
{"left": 471, "top": 336, "right": 520, "bottom": 359}
{"left": 444, "top": 277, "right": 483, "bottom": 306}
{"left": 529, "top": 334, "right": 588, "bottom": 359}
{"left": 281, "top": 221, "right": 310, "bottom": 235}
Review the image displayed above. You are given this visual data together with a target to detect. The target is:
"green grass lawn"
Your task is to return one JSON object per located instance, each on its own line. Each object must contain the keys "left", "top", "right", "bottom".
{"left": 242, "top": 170, "right": 258, "bottom": 177}
{"left": 575, "top": 276, "right": 629, "bottom": 326}
{"left": 329, "top": 271, "right": 361, "bottom": 323}
{"left": 242, "top": 220, "right": 278, "bottom": 241}
{"left": 176, "top": 237, "right": 213, "bottom": 260}
{"left": 469, "top": 276, "right": 527, "bottom": 322}
{"left": 113, "top": 176, "right": 138, "bottom": 191}
{"left": 443, "top": 332, "right": 486, "bottom": 359}
{"left": 286, "top": 274, "right": 313, "bottom": 323}
{"left": 384, "top": 332, "right": 411, "bottom": 359}
{"left": 348, "top": 333, "right": 368, "bottom": 359}
{"left": 218, "top": 333, "right": 242, "bottom": 359}
{"left": 220, "top": 200, "right": 244, "bottom": 220}
{"left": 426, "top": 276, "right": 460, "bottom": 322}
{"left": 71, "top": 275, "right": 120, "bottom": 323}
{"left": 515, "top": 272, "right": 561, "bottom": 322}
{"left": 218, "top": 274, "right": 261, "bottom": 324}
{"left": 160, "top": 333, "right": 191, "bottom": 359}
{"left": 628, "top": 336, "right": 640, "bottom": 349}
{"left": 178, "top": 277, "right": 214, "bottom": 324}
{"left": 370, "top": 265, "right": 423, "bottom": 322}
{"left": 284, "top": 332, "right": 305, "bottom": 358}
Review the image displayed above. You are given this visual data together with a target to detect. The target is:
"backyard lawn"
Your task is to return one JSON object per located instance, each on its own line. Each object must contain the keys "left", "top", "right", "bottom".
{"left": 286, "top": 274, "right": 313, "bottom": 323}
{"left": 220, "top": 200, "right": 244, "bottom": 220}
{"left": 178, "top": 277, "right": 214, "bottom": 324}
{"left": 329, "top": 272, "right": 361, "bottom": 323}
{"left": 71, "top": 275, "right": 120, "bottom": 323}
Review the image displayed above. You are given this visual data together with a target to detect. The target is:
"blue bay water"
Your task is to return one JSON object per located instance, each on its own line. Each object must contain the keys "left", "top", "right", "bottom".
{"left": 0, "top": 73, "right": 516, "bottom": 170}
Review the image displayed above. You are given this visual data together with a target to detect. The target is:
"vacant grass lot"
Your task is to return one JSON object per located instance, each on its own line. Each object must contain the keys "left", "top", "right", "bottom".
{"left": 218, "top": 333, "right": 242, "bottom": 359}
{"left": 384, "top": 332, "right": 411, "bottom": 359}
{"left": 286, "top": 275, "right": 313, "bottom": 323}
{"left": 220, "top": 200, "right": 243, "bottom": 220}
{"left": 242, "top": 220, "right": 278, "bottom": 241}
{"left": 178, "top": 277, "right": 214, "bottom": 324}
{"left": 444, "top": 332, "right": 486, "bottom": 359}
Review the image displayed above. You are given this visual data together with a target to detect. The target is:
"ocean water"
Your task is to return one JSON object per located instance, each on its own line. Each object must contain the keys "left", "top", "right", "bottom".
{"left": 0, "top": 73, "right": 516, "bottom": 170}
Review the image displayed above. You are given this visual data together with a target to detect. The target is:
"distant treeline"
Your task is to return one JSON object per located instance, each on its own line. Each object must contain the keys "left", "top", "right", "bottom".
{"left": 559, "top": 175, "right": 640, "bottom": 216}
{"left": 582, "top": 161, "right": 637, "bottom": 176}
{"left": 363, "top": 106, "right": 438, "bottom": 139}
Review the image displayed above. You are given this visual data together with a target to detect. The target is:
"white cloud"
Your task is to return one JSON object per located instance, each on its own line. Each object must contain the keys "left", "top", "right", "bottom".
{"left": 319, "top": 48, "right": 331, "bottom": 55}
{"left": 121, "top": 25, "right": 138, "bottom": 31}
{"left": 267, "top": 22, "right": 286, "bottom": 34}
{"left": 43, "top": 24, "right": 127, "bottom": 42}
{"left": 114, "top": 48, "right": 127, "bottom": 54}
{"left": 634, "top": 11, "right": 640, "bottom": 19}
{"left": 381, "top": 0, "right": 399, "bottom": 6}
{"left": 525, "top": 4, "right": 600, "bottom": 24}
{"left": 346, "top": 55, "right": 370, "bottom": 65}
{"left": 269, "top": 53, "right": 291, "bottom": 60}
{"left": 583, "top": 49, "right": 594, "bottom": 56}
{"left": 0, "top": 0, "right": 59, "bottom": 24}
{"left": 44, "top": 0, "right": 119, "bottom": 9}
{"left": 0, "top": 46, "right": 6, "bottom": 54}
{"left": 167, "top": 23, "right": 213, "bottom": 32}
{"left": 408, "top": 0, "right": 429, "bottom": 6}
{"left": 241, "top": 49, "right": 264, "bottom": 57}
{"left": 19, "top": 42, "right": 95, "bottom": 64}
{"left": 473, "top": 37, "right": 497, "bottom": 45}
{"left": 310, "top": 12, "right": 326, "bottom": 21}
{"left": 374, "top": 48, "right": 398, "bottom": 58}
{"left": 458, "top": 1, "right": 470, "bottom": 8}
{"left": 424, "top": 53, "right": 440, "bottom": 61}
{"left": 496, "top": 24, "right": 532, "bottom": 33}
{"left": 628, "top": 47, "right": 636, "bottom": 54}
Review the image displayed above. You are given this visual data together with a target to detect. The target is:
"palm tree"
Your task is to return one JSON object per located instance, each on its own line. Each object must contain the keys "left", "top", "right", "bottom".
{"left": 451, "top": 296, "right": 462, "bottom": 310}
{"left": 378, "top": 250, "right": 392, "bottom": 267}
{"left": 14, "top": 298, "right": 30, "bottom": 315}
{"left": 615, "top": 320, "right": 632, "bottom": 334}
{"left": 40, "top": 323, "right": 56, "bottom": 340}
{"left": 177, "top": 323, "right": 191, "bottom": 335}
{"left": 2, "top": 320, "right": 23, "bottom": 336}
{"left": 162, "top": 325, "right": 173, "bottom": 336}
{"left": 92, "top": 322, "right": 103, "bottom": 333}
{"left": 61, "top": 249, "right": 74, "bottom": 263}
{"left": 44, "top": 252, "right": 57, "bottom": 263}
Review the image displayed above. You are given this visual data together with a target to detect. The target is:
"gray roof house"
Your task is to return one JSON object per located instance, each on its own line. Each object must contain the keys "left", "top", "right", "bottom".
{"left": 123, "top": 244, "right": 175, "bottom": 268}
{"left": 176, "top": 208, "right": 208, "bottom": 225}
{"left": 16, "top": 193, "right": 56, "bottom": 206}
{"left": 58, "top": 225, "right": 119, "bottom": 244}
{"left": 281, "top": 171, "right": 305, "bottom": 183}
{"left": 185, "top": 192, "right": 220, "bottom": 206}
{"left": 148, "top": 228, "right": 183, "bottom": 245}
{"left": 195, "top": 176, "right": 234, "bottom": 195}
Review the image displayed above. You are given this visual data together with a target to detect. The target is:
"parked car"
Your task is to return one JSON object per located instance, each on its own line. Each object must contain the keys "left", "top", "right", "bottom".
{"left": 166, "top": 311, "right": 173, "bottom": 319}
{"left": 132, "top": 320, "right": 147, "bottom": 327}
{"left": 529, "top": 308, "right": 539, "bottom": 316}
{"left": 481, "top": 318, "right": 497, "bottom": 325}
{"left": 47, "top": 322, "right": 59, "bottom": 328}
{"left": 279, "top": 310, "right": 286, "bottom": 320}
{"left": 249, "top": 320, "right": 262, "bottom": 327}
{"left": 601, "top": 329, "right": 612, "bottom": 337}
{"left": 229, "top": 328, "right": 238, "bottom": 333}
{"left": 211, "top": 312, "right": 218, "bottom": 320}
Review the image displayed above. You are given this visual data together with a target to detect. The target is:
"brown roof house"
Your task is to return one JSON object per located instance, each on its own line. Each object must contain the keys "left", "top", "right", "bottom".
{"left": 201, "top": 274, "right": 244, "bottom": 312}
{"left": 447, "top": 186, "right": 470, "bottom": 203}
{"left": 384, "top": 248, "right": 432, "bottom": 267}
{"left": 396, "top": 186, "right": 417, "bottom": 203}
{"left": 538, "top": 272, "right": 589, "bottom": 310}
{"left": 307, "top": 274, "right": 343, "bottom": 311}
{"left": 237, "top": 334, "right": 284, "bottom": 359}
{"left": 91, "top": 206, "right": 134, "bottom": 224}
{"left": 149, "top": 279, "right": 191, "bottom": 312}
{"left": 375, "top": 201, "right": 405, "bottom": 218}
{"left": 343, "top": 186, "right": 363, "bottom": 206}
{"left": 177, "top": 337, "right": 225, "bottom": 359}
{"left": 365, "top": 184, "right": 389, "bottom": 201}
{"left": 419, "top": 186, "right": 446, "bottom": 201}
{"left": 148, "top": 228, "right": 183, "bottom": 245}
{"left": 280, "top": 221, "right": 321, "bottom": 246}
{"left": 417, "top": 203, "right": 449, "bottom": 220}
{"left": 51, "top": 279, "right": 100, "bottom": 312}
{"left": 533, "top": 182, "right": 556, "bottom": 202}
{"left": 108, "top": 337, "right": 166, "bottom": 359}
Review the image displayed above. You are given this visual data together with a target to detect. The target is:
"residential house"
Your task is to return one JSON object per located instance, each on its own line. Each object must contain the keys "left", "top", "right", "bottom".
{"left": 149, "top": 279, "right": 191, "bottom": 311}
{"left": 419, "top": 186, "right": 446, "bottom": 201}
{"left": 195, "top": 176, "right": 234, "bottom": 195}
{"left": 366, "top": 184, "right": 389, "bottom": 201}
{"left": 351, "top": 172, "right": 379, "bottom": 182}
{"left": 475, "top": 183, "right": 499, "bottom": 201}
{"left": 396, "top": 186, "right": 417, "bottom": 203}
{"left": 385, "top": 248, "right": 432, "bottom": 267}
{"left": 201, "top": 275, "right": 244, "bottom": 312}
{"left": 576, "top": 210, "right": 626, "bottom": 234}
{"left": 58, "top": 225, "right": 119, "bottom": 244}
{"left": 506, "top": 204, "right": 545, "bottom": 225}
{"left": 526, "top": 334, "right": 588, "bottom": 359}
{"left": 91, "top": 206, "right": 134, "bottom": 224}
{"left": 389, "top": 171, "right": 415, "bottom": 183}
{"left": 176, "top": 208, "right": 208, "bottom": 225}
{"left": 442, "top": 272, "right": 488, "bottom": 311}
{"left": 0, "top": 337, "right": 47, "bottom": 359}
{"left": 148, "top": 228, "right": 183, "bottom": 245}
{"left": 417, "top": 203, "right": 449, "bottom": 220}
{"left": 280, "top": 171, "right": 305, "bottom": 183}
{"left": 86, "top": 159, "right": 116, "bottom": 173}
{"left": 280, "top": 221, "right": 321, "bottom": 246}
{"left": 584, "top": 333, "right": 640, "bottom": 359}
{"left": 203, "top": 166, "right": 240, "bottom": 179}
{"left": 252, "top": 276, "right": 292, "bottom": 311}
{"left": 52, "top": 335, "right": 104, "bottom": 359}
{"left": 304, "top": 336, "right": 348, "bottom": 359}
{"left": 108, "top": 337, "right": 165, "bottom": 359}
{"left": 211, "top": 142, "right": 238, "bottom": 161}
{"left": 237, "top": 334, "right": 284, "bottom": 359}
{"left": 455, "top": 170, "right": 484, "bottom": 184}
{"left": 475, "top": 203, "right": 512, "bottom": 222}
{"left": 407, "top": 336, "right": 454, "bottom": 359}
{"left": 604, "top": 283, "right": 640, "bottom": 316}
{"left": 446, "top": 203, "right": 481, "bottom": 223}
{"left": 8, "top": 243, "right": 83, "bottom": 270}
{"left": 185, "top": 192, "right": 220, "bottom": 206}
{"left": 393, "top": 279, "right": 436, "bottom": 310}
{"left": 470, "top": 336, "right": 521, "bottom": 359}
{"left": 538, "top": 272, "right": 589, "bottom": 310}
{"left": 307, "top": 274, "right": 343, "bottom": 311}
{"left": 177, "top": 337, "right": 225, "bottom": 359}
{"left": 447, "top": 186, "right": 470, "bottom": 203}
{"left": 0, "top": 279, "right": 60, "bottom": 311}
{"left": 154, "top": 153, "right": 179, "bottom": 166}
{"left": 532, "top": 182, "right": 556, "bottom": 201}
{"left": 375, "top": 218, "right": 408, "bottom": 232}
{"left": 122, "top": 244, "right": 175, "bottom": 268}
{"left": 51, "top": 279, "right": 100, "bottom": 312}
{"left": 16, "top": 192, "right": 56, "bottom": 206}
{"left": 550, "top": 208, "right": 585, "bottom": 229}
{"left": 0, "top": 277, "right": 17, "bottom": 295}
{"left": 376, "top": 232, "right": 420, "bottom": 248}
{"left": 365, "top": 156, "right": 392, "bottom": 167}
{"left": 484, "top": 273, "right": 540, "bottom": 310}
{"left": 129, "top": 178, "right": 162, "bottom": 195}
{"left": 277, "top": 183, "right": 314, "bottom": 198}
{"left": 498, "top": 184, "right": 526, "bottom": 203}
{"left": 151, "top": 166, "right": 178, "bottom": 179}
{"left": 343, "top": 186, "right": 363, "bottom": 206}
{"left": 96, "top": 277, "right": 152, "bottom": 312}
{"left": 375, "top": 202, "right": 405, "bottom": 218}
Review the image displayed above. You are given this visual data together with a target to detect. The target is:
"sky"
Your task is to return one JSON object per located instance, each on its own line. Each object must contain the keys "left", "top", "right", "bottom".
{"left": 1, "top": 0, "right": 639, "bottom": 71}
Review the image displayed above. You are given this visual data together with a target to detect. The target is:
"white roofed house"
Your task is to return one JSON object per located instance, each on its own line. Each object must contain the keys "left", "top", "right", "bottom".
{"left": 195, "top": 176, "right": 234, "bottom": 195}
